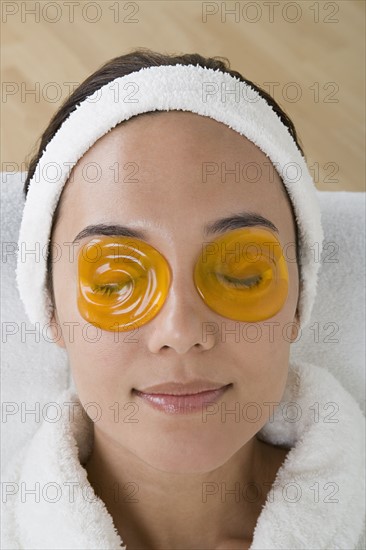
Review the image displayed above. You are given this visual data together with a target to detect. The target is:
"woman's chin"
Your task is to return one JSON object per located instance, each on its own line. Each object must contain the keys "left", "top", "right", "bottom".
{"left": 135, "top": 451, "right": 231, "bottom": 475}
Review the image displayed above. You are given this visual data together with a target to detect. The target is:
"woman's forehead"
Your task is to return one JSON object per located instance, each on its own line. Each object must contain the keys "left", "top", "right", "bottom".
{"left": 54, "top": 111, "right": 293, "bottom": 243}
{"left": 70, "top": 110, "right": 280, "bottom": 173}
{"left": 64, "top": 116, "right": 285, "bottom": 198}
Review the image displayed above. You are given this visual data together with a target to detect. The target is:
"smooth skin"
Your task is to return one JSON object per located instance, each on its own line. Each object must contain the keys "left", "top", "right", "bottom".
{"left": 49, "top": 111, "right": 299, "bottom": 550}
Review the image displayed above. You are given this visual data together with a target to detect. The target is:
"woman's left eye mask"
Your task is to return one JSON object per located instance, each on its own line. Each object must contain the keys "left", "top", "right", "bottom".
{"left": 77, "top": 228, "right": 289, "bottom": 332}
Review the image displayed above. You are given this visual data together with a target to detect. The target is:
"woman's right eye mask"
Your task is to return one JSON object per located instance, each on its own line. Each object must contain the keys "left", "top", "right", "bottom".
{"left": 77, "top": 227, "right": 289, "bottom": 332}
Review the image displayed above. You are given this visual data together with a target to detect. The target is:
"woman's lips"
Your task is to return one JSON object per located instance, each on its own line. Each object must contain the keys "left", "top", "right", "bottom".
{"left": 132, "top": 384, "right": 232, "bottom": 415}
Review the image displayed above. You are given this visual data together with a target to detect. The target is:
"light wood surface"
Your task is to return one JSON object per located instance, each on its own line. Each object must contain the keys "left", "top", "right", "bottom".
{"left": 1, "top": 0, "right": 365, "bottom": 191}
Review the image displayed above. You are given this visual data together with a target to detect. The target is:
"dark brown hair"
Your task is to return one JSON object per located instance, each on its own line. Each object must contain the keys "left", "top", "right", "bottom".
{"left": 23, "top": 47, "right": 303, "bottom": 313}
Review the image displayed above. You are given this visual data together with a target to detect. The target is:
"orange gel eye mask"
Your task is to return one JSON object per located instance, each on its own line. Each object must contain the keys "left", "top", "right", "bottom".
{"left": 194, "top": 227, "right": 289, "bottom": 323}
{"left": 77, "top": 228, "right": 289, "bottom": 332}
{"left": 77, "top": 237, "right": 171, "bottom": 332}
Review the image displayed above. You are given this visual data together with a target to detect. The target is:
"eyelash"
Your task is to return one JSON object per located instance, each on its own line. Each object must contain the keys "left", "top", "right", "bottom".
{"left": 217, "top": 274, "right": 262, "bottom": 289}
{"left": 91, "top": 274, "right": 262, "bottom": 296}
{"left": 91, "top": 282, "right": 131, "bottom": 296}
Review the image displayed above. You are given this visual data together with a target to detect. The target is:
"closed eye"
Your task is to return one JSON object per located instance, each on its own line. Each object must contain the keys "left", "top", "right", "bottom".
{"left": 216, "top": 273, "right": 262, "bottom": 289}
{"left": 92, "top": 281, "right": 132, "bottom": 296}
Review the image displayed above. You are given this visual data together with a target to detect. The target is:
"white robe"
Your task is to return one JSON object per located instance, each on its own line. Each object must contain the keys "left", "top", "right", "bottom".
{"left": 2, "top": 360, "right": 365, "bottom": 549}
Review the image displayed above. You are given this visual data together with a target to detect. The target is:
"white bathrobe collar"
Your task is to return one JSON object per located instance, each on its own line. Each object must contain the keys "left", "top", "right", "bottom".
{"left": 2, "top": 360, "right": 365, "bottom": 549}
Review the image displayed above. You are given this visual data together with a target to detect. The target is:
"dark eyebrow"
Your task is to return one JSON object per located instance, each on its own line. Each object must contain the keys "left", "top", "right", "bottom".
{"left": 203, "top": 212, "right": 278, "bottom": 237}
{"left": 72, "top": 212, "right": 278, "bottom": 244}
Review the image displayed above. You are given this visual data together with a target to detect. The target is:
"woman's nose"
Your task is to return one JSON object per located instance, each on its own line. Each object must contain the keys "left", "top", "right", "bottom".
{"left": 146, "top": 262, "right": 217, "bottom": 354}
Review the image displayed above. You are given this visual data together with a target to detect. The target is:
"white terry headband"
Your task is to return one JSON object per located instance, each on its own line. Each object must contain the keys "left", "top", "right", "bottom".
{"left": 16, "top": 63, "right": 324, "bottom": 330}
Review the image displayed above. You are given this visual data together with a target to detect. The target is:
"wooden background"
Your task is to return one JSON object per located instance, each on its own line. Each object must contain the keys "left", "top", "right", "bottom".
{"left": 1, "top": 0, "right": 365, "bottom": 191}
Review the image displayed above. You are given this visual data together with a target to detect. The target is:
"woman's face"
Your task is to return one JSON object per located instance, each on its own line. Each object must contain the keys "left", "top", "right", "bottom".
{"left": 50, "top": 111, "right": 299, "bottom": 473}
